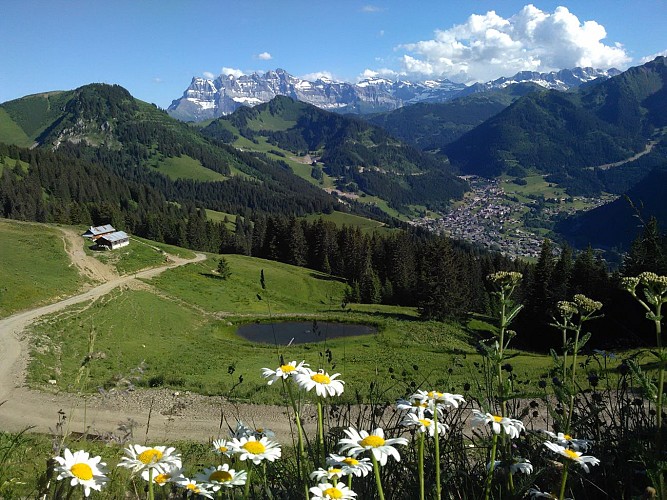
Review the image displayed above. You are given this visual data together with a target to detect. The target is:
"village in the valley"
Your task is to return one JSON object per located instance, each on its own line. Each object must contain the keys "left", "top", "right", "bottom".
{"left": 410, "top": 175, "right": 617, "bottom": 259}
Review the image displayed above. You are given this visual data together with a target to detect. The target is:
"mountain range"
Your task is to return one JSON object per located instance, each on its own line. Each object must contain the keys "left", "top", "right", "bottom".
{"left": 167, "top": 67, "right": 619, "bottom": 121}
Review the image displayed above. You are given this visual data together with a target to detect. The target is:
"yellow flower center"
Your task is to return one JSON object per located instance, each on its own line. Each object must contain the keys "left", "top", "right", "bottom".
{"left": 360, "top": 435, "right": 386, "bottom": 448}
{"left": 328, "top": 467, "right": 343, "bottom": 475}
{"left": 70, "top": 463, "right": 93, "bottom": 481}
{"left": 343, "top": 457, "right": 359, "bottom": 465}
{"left": 563, "top": 434, "right": 572, "bottom": 441}
{"left": 154, "top": 473, "right": 170, "bottom": 485}
{"left": 412, "top": 401, "right": 427, "bottom": 408}
{"left": 243, "top": 441, "right": 266, "bottom": 454}
{"left": 419, "top": 419, "right": 432, "bottom": 427}
{"left": 218, "top": 446, "right": 228, "bottom": 453}
{"left": 428, "top": 391, "right": 443, "bottom": 399}
{"left": 138, "top": 449, "right": 163, "bottom": 464}
{"left": 210, "top": 470, "right": 233, "bottom": 482}
{"left": 311, "top": 373, "right": 331, "bottom": 384}
{"left": 280, "top": 364, "right": 295, "bottom": 373}
{"left": 563, "top": 449, "right": 580, "bottom": 460}
{"left": 492, "top": 415, "right": 503, "bottom": 423}
{"left": 186, "top": 483, "right": 200, "bottom": 493}
{"left": 323, "top": 487, "right": 343, "bottom": 499}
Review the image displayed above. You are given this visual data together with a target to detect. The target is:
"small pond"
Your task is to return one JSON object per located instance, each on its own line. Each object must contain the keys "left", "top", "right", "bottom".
{"left": 236, "top": 321, "right": 377, "bottom": 345}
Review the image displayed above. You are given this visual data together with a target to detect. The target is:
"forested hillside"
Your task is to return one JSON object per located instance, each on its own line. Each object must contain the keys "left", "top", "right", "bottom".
{"left": 203, "top": 96, "right": 467, "bottom": 212}
{"left": 444, "top": 57, "right": 667, "bottom": 194}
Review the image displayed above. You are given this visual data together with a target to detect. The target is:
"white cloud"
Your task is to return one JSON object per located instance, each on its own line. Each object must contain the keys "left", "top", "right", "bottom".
{"left": 395, "top": 5, "right": 631, "bottom": 83}
{"left": 152, "top": 77, "right": 163, "bottom": 84}
{"left": 640, "top": 50, "right": 667, "bottom": 63}
{"left": 221, "top": 67, "right": 245, "bottom": 78}
{"left": 202, "top": 71, "right": 215, "bottom": 79}
{"left": 361, "top": 5, "right": 382, "bottom": 13}
{"left": 257, "top": 52, "right": 273, "bottom": 60}
{"left": 359, "top": 68, "right": 399, "bottom": 80}
{"left": 301, "top": 71, "right": 336, "bottom": 82}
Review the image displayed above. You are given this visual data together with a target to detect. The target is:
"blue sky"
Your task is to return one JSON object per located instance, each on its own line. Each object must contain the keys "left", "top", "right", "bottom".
{"left": 1, "top": 0, "right": 665, "bottom": 108}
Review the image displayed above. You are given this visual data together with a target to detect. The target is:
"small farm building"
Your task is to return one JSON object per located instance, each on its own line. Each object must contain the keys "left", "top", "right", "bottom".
{"left": 82, "top": 225, "right": 117, "bottom": 240}
{"left": 96, "top": 231, "right": 130, "bottom": 250}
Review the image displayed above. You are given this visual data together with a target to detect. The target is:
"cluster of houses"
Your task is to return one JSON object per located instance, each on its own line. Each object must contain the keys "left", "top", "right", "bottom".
{"left": 82, "top": 224, "right": 129, "bottom": 250}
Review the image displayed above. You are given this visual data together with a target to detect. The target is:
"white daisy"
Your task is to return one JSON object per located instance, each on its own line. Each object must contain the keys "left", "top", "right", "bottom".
{"left": 140, "top": 464, "right": 185, "bottom": 486}
{"left": 229, "top": 436, "right": 282, "bottom": 464}
{"left": 195, "top": 464, "right": 247, "bottom": 491}
{"left": 53, "top": 448, "right": 108, "bottom": 497}
{"left": 294, "top": 369, "right": 345, "bottom": 398}
{"left": 542, "top": 430, "right": 592, "bottom": 452}
{"left": 471, "top": 410, "right": 524, "bottom": 439}
{"left": 178, "top": 478, "right": 214, "bottom": 498}
{"left": 417, "top": 390, "right": 466, "bottom": 409}
{"left": 261, "top": 360, "right": 309, "bottom": 385}
{"left": 401, "top": 411, "right": 448, "bottom": 437}
{"left": 212, "top": 438, "right": 233, "bottom": 456}
{"left": 117, "top": 444, "right": 182, "bottom": 474}
{"left": 326, "top": 454, "right": 373, "bottom": 477}
{"left": 310, "top": 466, "right": 345, "bottom": 482}
{"left": 527, "top": 488, "right": 559, "bottom": 499}
{"left": 396, "top": 396, "right": 430, "bottom": 413}
{"left": 488, "top": 458, "right": 533, "bottom": 474}
{"left": 337, "top": 427, "right": 408, "bottom": 466}
{"left": 543, "top": 441, "right": 600, "bottom": 473}
{"left": 309, "top": 482, "right": 357, "bottom": 500}
{"left": 232, "top": 420, "right": 254, "bottom": 439}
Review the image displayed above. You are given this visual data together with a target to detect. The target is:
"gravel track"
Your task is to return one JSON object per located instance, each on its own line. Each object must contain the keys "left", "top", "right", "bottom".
{"left": 0, "top": 230, "right": 302, "bottom": 444}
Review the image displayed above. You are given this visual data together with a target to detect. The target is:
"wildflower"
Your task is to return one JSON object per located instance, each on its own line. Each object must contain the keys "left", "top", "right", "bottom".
{"left": 416, "top": 389, "right": 465, "bottom": 409}
{"left": 337, "top": 427, "right": 408, "bottom": 466}
{"left": 542, "top": 430, "right": 592, "bottom": 452}
{"left": 557, "top": 300, "right": 578, "bottom": 318}
{"left": 543, "top": 441, "right": 600, "bottom": 472}
{"left": 229, "top": 435, "right": 281, "bottom": 464}
{"left": 294, "top": 368, "right": 345, "bottom": 397}
{"left": 326, "top": 453, "right": 372, "bottom": 477}
{"left": 309, "top": 482, "right": 357, "bottom": 499}
{"left": 310, "top": 466, "right": 345, "bottom": 482}
{"left": 178, "top": 478, "right": 214, "bottom": 498}
{"left": 527, "top": 487, "right": 561, "bottom": 499}
{"left": 140, "top": 464, "right": 184, "bottom": 486}
{"left": 573, "top": 294, "right": 603, "bottom": 314}
{"left": 471, "top": 410, "right": 524, "bottom": 439}
{"left": 487, "top": 271, "right": 523, "bottom": 287}
{"left": 261, "top": 360, "right": 309, "bottom": 385}
{"left": 401, "top": 411, "right": 448, "bottom": 437}
{"left": 53, "top": 448, "right": 108, "bottom": 497}
{"left": 117, "top": 444, "right": 182, "bottom": 474}
{"left": 396, "top": 395, "right": 429, "bottom": 413}
{"left": 232, "top": 420, "right": 255, "bottom": 439}
{"left": 212, "top": 438, "right": 233, "bottom": 456}
{"left": 195, "top": 464, "right": 247, "bottom": 490}
{"left": 488, "top": 458, "right": 533, "bottom": 474}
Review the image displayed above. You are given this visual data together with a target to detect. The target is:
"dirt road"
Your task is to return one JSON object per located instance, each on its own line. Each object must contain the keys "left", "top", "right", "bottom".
{"left": 0, "top": 231, "right": 300, "bottom": 444}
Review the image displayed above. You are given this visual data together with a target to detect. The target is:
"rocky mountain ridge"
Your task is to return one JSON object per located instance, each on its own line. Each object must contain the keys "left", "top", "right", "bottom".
{"left": 167, "top": 67, "right": 620, "bottom": 121}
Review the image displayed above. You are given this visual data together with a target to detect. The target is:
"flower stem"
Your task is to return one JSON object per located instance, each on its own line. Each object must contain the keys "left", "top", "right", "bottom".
{"left": 244, "top": 465, "right": 253, "bottom": 499}
{"left": 317, "top": 399, "right": 325, "bottom": 463}
{"left": 483, "top": 432, "right": 499, "bottom": 500}
{"left": 147, "top": 468, "right": 154, "bottom": 500}
{"left": 559, "top": 461, "right": 570, "bottom": 500}
{"left": 371, "top": 453, "right": 385, "bottom": 500}
{"left": 285, "top": 380, "right": 309, "bottom": 499}
{"left": 418, "top": 432, "right": 425, "bottom": 500}
{"left": 433, "top": 410, "right": 441, "bottom": 500}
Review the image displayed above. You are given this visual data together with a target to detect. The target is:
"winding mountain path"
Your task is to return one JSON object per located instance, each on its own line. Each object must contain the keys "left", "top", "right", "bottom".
{"left": 0, "top": 232, "right": 298, "bottom": 443}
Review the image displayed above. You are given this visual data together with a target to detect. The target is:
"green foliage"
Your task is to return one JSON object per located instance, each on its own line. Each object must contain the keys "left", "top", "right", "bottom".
{"left": 216, "top": 256, "right": 231, "bottom": 279}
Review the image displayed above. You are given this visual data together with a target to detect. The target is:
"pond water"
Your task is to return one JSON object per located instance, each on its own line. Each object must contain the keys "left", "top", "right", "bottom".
{"left": 236, "top": 321, "right": 377, "bottom": 345}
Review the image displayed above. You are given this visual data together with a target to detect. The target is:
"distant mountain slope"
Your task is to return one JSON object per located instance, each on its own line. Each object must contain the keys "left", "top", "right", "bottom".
{"left": 202, "top": 96, "right": 467, "bottom": 213}
{"left": 445, "top": 57, "right": 667, "bottom": 181}
{"left": 365, "top": 83, "right": 541, "bottom": 152}
{"left": 557, "top": 163, "right": 667, "bottom": 250}
{"left": 167, "top": 67, "right": 618, "bottom": 121}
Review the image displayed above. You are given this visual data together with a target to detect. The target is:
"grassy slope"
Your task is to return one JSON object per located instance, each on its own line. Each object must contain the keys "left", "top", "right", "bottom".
{"left": 148, "top": 154, "right": 227, "bottom": 182}
{"left": 0, "top": 108, "right": 32, "bottom": 147}
{"left": 27, "top": 249, "right": 557, "bottom": 404}
{"left": 0, "top": 220, "right": 83, "bottom": 317}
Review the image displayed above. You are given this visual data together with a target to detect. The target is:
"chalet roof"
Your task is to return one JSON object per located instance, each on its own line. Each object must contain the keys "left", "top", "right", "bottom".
{"left": 82, "top": 224, "right": 116, "bottom": 237}
{"left": 98, "top": 231, "right": 129, "bottom": 243}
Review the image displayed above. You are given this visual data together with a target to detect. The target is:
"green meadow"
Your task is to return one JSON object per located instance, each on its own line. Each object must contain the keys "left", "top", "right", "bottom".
{"left": 0, "top": 220, "right": 83, "bottom": 317}
{"left": 26, "top": 250, "right": 566, "bottom": 405}
{"left": 148, "top": 154, "right": 228, "bottom": 182}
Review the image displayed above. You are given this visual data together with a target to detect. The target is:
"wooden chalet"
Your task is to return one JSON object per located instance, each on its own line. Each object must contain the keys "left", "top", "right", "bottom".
{"left": 82, "top": 225, "right": 130, "bottom": 250}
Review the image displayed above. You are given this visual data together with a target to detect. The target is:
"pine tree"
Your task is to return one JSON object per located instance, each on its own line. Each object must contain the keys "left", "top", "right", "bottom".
{"left": 217, "top": 257, "right": 232, "bottom": 280}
